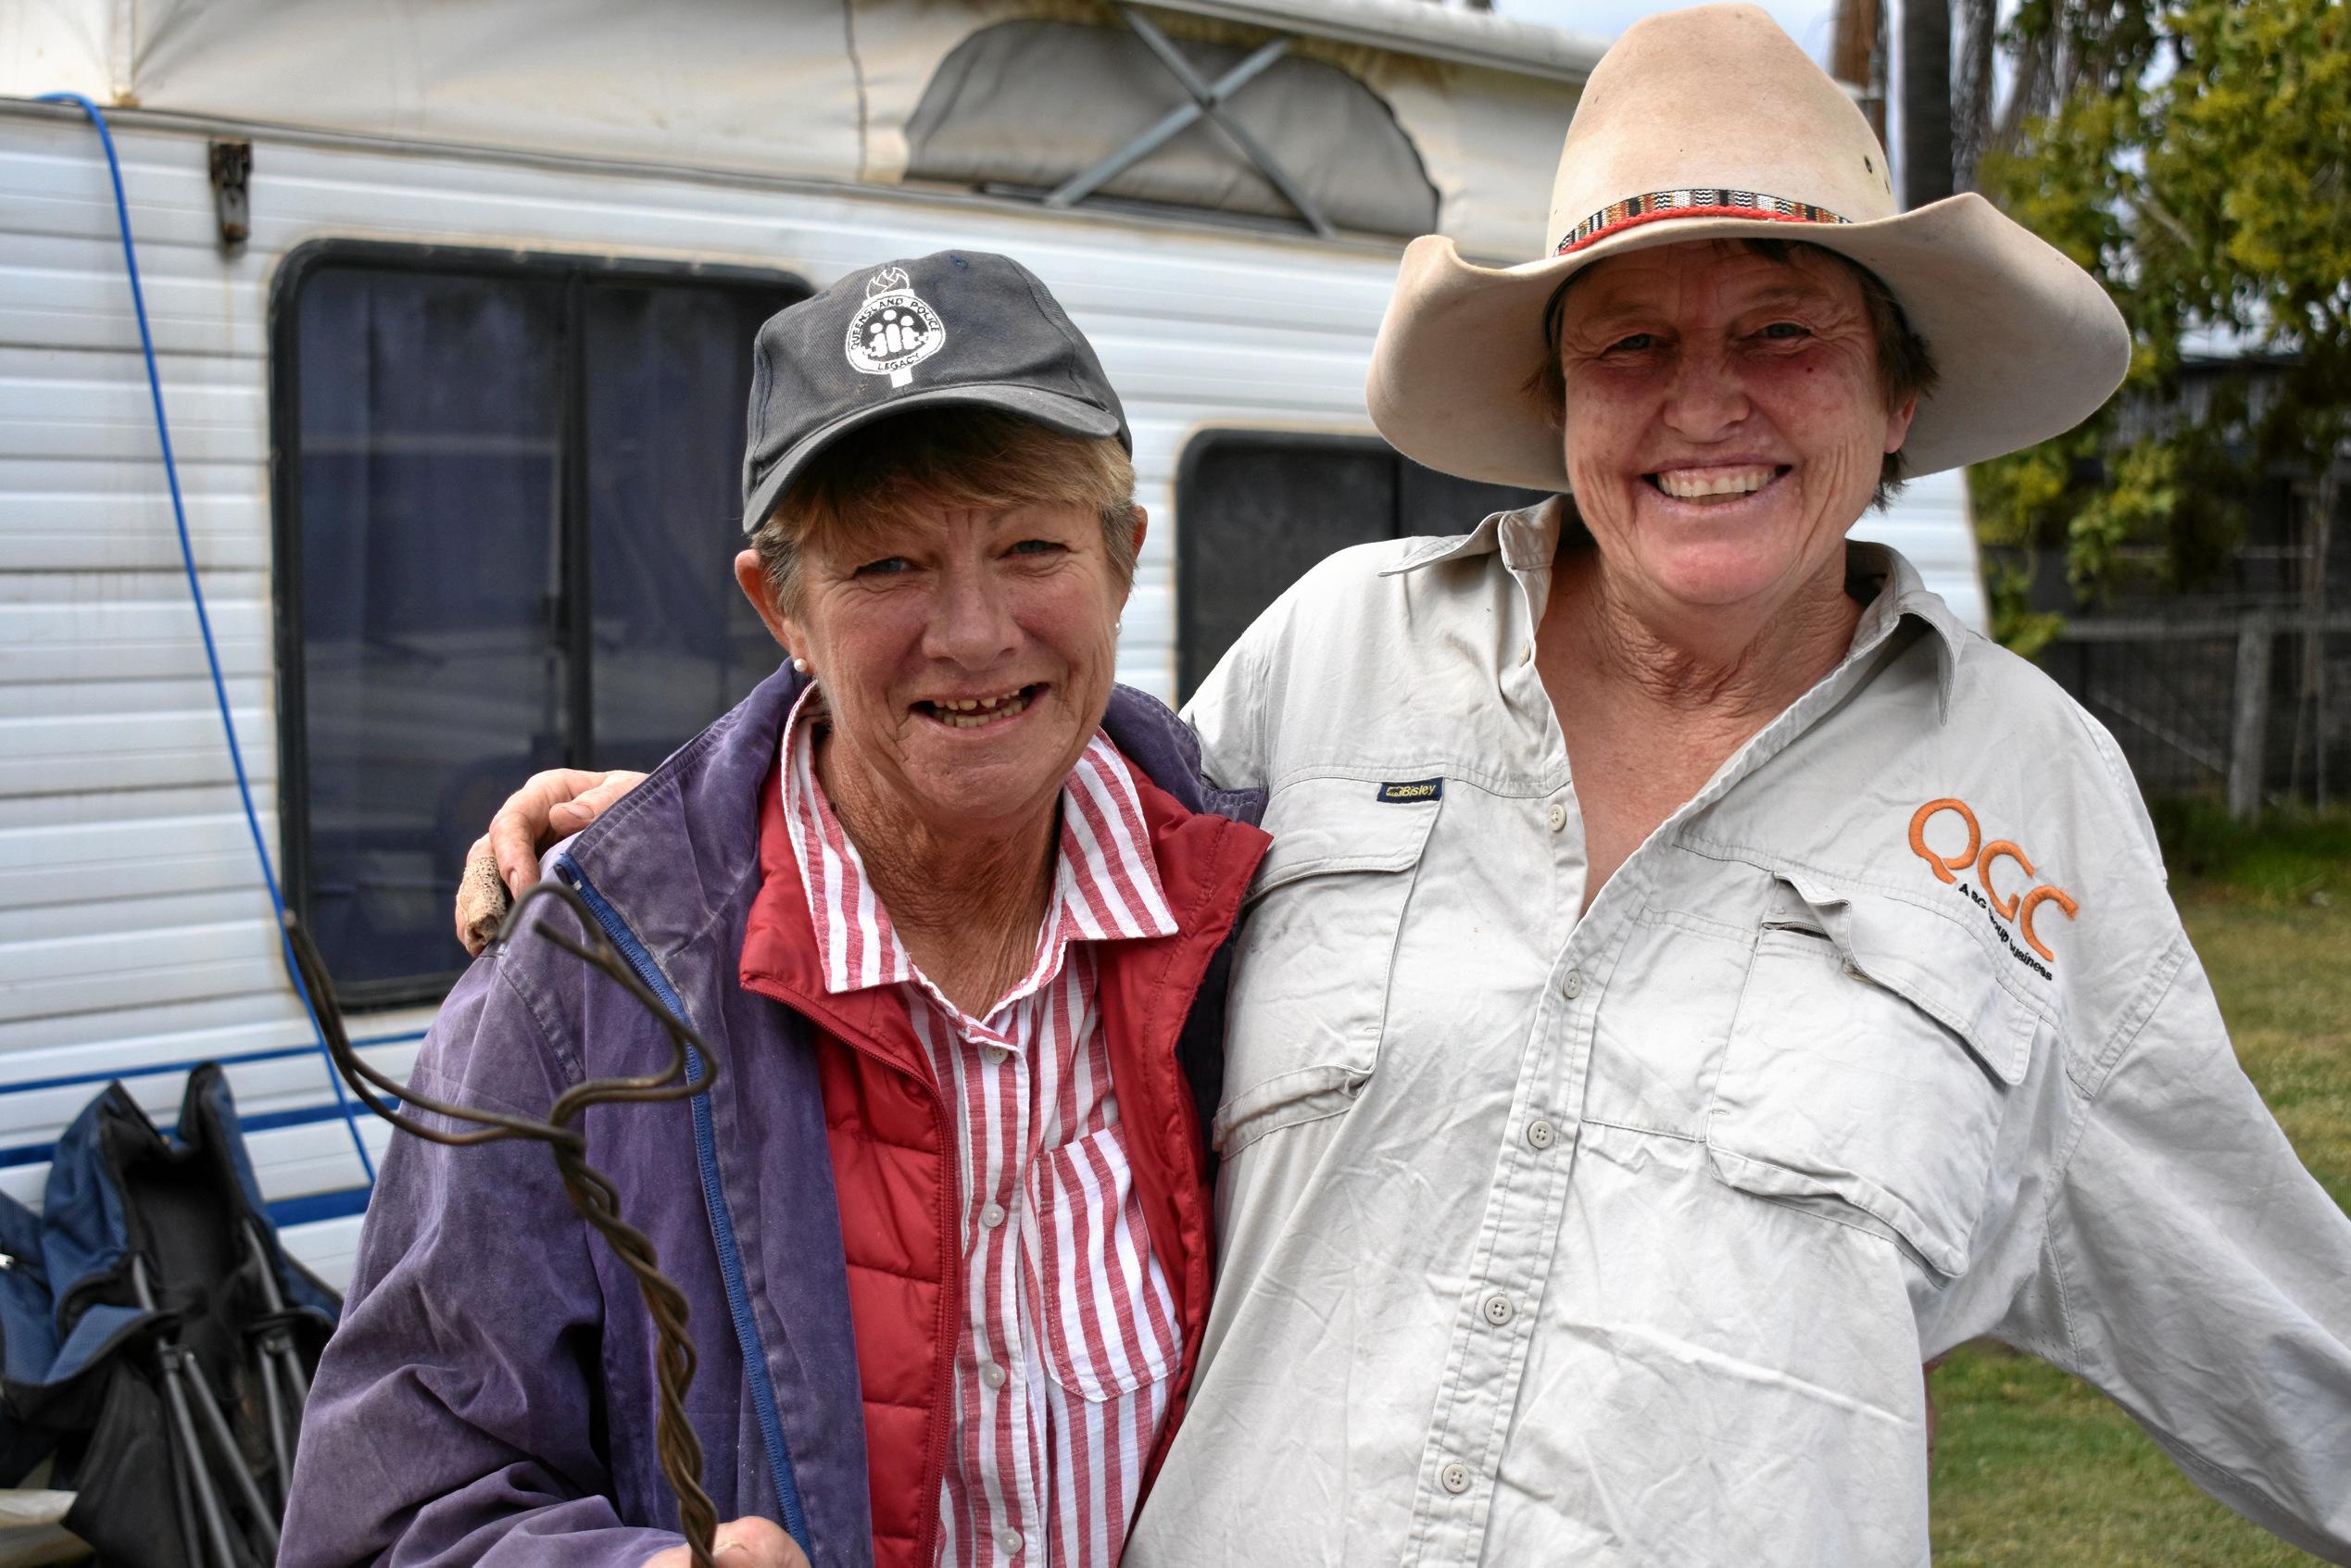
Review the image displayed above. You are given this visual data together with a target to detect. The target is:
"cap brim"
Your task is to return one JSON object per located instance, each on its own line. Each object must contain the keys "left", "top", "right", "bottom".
{"left": 741, "top": 383, "right": 1127, "bottom": 533}
{"left": 1366, "top": 193, "right": 2131, "bottom": 493}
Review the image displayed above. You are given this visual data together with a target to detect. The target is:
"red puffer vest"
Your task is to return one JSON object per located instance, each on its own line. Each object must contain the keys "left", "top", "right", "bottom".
{"left": 737, "top": 759, "right": 1269, "bottom": 1568}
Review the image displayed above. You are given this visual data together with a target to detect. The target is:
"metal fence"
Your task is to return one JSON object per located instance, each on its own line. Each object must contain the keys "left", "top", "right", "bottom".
{"left": 2038, "top": 609, "right": 2351, "bottom": 818}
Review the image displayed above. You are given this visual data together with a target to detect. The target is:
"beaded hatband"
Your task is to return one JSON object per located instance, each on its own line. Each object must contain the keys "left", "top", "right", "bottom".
{"left": 1554, "top": 188, "right": 1851, "bottom": 256}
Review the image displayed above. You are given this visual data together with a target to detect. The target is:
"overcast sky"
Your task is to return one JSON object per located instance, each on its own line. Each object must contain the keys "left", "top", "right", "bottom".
{"left": 1488, "top": 0, "right": 1843, "bottom": 66}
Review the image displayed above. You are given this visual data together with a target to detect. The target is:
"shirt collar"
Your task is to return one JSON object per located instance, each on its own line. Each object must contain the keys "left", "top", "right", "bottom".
{"left": 1383, "top": 497, "right": 1966, "bottom": 721}
{"left": 776, "top": 684, "right": 1178, "bottom": 1004}
{"left": 1377, "top": 496, "right": 1563, "bottom": 578}
{"left": 1843, "top": 538, "right": 1967, "bottom": 720}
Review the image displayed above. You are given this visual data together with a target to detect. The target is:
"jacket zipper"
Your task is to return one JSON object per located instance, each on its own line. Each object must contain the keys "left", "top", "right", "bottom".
{"left": 917, "top": 1076, "right": 961, "bottom": 1567}
{"left": 555, "top": 854, "right": 814, "bottom": 1559}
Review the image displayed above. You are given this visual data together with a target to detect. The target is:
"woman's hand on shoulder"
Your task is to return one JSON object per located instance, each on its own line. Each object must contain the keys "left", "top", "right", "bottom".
{"left": 640, "top": 1517, "right": 808, "bottom": 1568}
{"left": 453, "top": 767, "right": 649, "bottom": 956}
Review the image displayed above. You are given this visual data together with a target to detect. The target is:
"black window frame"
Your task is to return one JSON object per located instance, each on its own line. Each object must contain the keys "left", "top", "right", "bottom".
{"left": 1173, "top": 428, "right": 1552, "bottom": 703}
{"left": 268, "top": 239, "right": 809, "bottom": 1010}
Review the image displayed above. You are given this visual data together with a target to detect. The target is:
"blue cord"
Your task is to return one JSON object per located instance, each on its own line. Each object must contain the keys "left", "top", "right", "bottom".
{"left": 40, "top": 93, "right": 377, "bottom": 1185}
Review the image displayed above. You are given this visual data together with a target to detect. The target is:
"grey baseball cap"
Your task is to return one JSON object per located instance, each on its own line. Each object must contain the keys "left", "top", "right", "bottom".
{"left": 739, "top": 250, "right": 1131, "bottom": 533}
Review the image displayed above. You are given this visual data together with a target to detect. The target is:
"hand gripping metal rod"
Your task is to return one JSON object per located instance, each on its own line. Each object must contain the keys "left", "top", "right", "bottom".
{"left": 284, "top": 885, "right": 724, "bottom": 1568}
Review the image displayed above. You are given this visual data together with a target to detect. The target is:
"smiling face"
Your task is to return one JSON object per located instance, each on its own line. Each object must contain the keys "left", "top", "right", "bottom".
{"left": 739, "top": 497, "right": 1138, "bottom": 841}
{"left": 1553, "top": 240, "right": 1917, "bottom": 622}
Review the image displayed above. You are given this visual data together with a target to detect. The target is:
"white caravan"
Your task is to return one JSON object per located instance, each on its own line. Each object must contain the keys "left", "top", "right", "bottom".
{"left": 0, "top": 0, "right": 1986, "bottom": 1288}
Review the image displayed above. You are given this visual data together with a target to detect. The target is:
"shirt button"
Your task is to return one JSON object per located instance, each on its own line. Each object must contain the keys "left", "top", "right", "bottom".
{"left": 1519, "top": 644, "right": 1533, "bottom": 666}
{"left": 1561, "top": 968, "right": 1584, "bottom": 999}
{"left": 996, "top": 1526, "right": 1024, "bottom": 1555}
{"left": 980, "top": 1202, "right": 1007, "bottom": 1229}
{"left": 1526, "top": 1118, "right": 1557, "bottom": 1151}
{"left": 1440, "top": 1461, "right": 1472, "bottom": 1494}
{"left": 1546, "top": 802, "right": 1567, "bottom": 833}
{"left": 981, "top": 1361, "right": 1008, "bottom": 1390}
{"left": 1481, "top": 1292, "right": 1515, "bottom": 1327}
{"left": 985, "top": 1046, "right": 1009, "bottom": 1066}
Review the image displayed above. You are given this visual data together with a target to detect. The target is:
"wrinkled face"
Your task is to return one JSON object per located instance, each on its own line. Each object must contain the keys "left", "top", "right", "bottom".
{"left": 745, "top": 500, "right": 1136, "bottom": 839}
{"left": 1553, "top": 240, "right": 1916, "bottom": 618}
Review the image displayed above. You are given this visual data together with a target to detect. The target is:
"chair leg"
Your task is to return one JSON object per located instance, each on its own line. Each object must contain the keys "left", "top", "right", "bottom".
{"left": 165, "top": 1394, "right": 212, "bottom": 1568}
{"left": 180, "top": 1349, "right": 282, "bottom": 1557}
{"left": 247, "top": 1220, "right": 313, "bottom": 1407}
{"left": 135, "top": 1256, "right": 259, "bottom": 1568}
{"left": 158, "top": 1344, "right": 244, "bottom": 1568}
{"left": 255, "top": 1343, "right": 293, "bottom": 1507}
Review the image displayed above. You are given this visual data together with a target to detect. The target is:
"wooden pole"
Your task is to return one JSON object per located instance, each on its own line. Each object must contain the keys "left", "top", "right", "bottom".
{"left": 1901, "top": 0, "right": 1954, "bottom": 207}
{"left": 2230, "top": 612, "right": 2273, "bottom": 822}
{"left": 1832, "top": 0, "right": 1887, "bottom": 144}
{"left": 2311, "top": 464, "right": 2337, "bottom": 809}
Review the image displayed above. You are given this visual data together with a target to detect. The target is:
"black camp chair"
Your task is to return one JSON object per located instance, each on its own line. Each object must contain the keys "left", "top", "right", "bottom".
{"left": 0, "top": 1063, "right": 338, "bottom": 1566}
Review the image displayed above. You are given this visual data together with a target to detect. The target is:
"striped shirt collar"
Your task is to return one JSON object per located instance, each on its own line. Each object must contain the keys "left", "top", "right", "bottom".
{"left": 778, "top": 684, "right": 1179, "bottom": 1009}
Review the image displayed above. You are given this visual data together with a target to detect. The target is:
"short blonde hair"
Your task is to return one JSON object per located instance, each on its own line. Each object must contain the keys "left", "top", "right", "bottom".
{"left": 750, "top": 408, "right": 1138, "bottom": 612}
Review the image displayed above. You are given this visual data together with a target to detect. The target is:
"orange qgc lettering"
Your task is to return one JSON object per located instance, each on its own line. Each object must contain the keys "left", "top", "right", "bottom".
{"left": 1907, "top": 797, "right": 1980, "bottom": 884}
{"left": 2018, "top": 884, "right": 2080, "bottom": 962}
{"left": 1976, "top": 840, "right": 2035, "bottom": 920}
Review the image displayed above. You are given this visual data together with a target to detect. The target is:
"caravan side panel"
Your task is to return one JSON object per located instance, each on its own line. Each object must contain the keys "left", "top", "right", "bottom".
{"left": 0, "top": 107, "right": 1402, "bottom": 1286}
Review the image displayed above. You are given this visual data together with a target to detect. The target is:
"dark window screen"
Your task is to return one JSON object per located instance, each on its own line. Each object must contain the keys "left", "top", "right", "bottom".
{"left": 1176, "top": 433, "right": 1551, "bottom": 701}
{"left": 278, "top": 247, "right": 803, "bottom": 1004}
{"left": 582, "top": 285, "right": 783, "bottom": 773}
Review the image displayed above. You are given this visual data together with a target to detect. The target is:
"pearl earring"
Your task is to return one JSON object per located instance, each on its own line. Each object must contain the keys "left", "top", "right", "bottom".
{"left": 791, "top": 657, "right": 811, "bottom": 674}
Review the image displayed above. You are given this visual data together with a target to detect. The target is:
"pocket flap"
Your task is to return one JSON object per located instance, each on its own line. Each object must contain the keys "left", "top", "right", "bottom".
{"left": 1022, "top": 1128, "right": 1177, "bottom": 1401}
{"left": 1779, "top": 874, "right": 2040, "bottom": 1086}
{"left": 1249, "top": 774, "right": 1442, "bottom": 900}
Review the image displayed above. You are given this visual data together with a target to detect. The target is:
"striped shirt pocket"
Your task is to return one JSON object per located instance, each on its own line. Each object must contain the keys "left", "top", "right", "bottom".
{"left": 1023, "top": 1124, "right": 1180, "bottom": 1401}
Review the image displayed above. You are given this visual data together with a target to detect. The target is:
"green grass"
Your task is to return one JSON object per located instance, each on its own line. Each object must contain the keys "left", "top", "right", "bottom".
{"left": 1928, "top": 810, "right": 2351, "bottom": 1563}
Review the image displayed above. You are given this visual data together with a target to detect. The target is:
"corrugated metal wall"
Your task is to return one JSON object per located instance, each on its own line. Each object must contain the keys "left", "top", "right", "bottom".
{"left": 0, "top": 104, "right": 1986, "bottom": 1291}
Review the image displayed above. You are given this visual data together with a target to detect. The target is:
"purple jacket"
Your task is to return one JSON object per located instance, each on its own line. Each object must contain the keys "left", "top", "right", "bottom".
{"left": 282, "top": 666, "right": 1264, "bottom": 1568}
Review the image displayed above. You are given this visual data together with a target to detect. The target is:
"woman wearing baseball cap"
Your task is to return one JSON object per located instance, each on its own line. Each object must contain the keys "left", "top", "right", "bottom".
{"left": 284, "top": 251, "right": 1271, "bottom": 1568}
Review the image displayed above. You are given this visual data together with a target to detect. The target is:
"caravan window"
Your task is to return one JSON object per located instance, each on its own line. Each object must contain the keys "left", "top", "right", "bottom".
{"left": 272, "top": 245, "right": 804, "bottom": 1005}
{"left": 1175, "top": 433, "right": 1550, "bottom": 701}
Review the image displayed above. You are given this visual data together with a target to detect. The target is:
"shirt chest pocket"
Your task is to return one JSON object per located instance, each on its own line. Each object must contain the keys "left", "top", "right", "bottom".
{"left": 1212, "top": 775, "right": 1440, "bottom": 1157}
{"left": 1021, "top": 1126, "right": 1179, "bottom": 1401}
{"left": 1705, "top": 878, "right": 2042, "bottom": 1278}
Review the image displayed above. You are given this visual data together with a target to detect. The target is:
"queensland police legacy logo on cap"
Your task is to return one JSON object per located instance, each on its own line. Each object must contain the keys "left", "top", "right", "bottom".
{"left": 844, "top": 266, "right": 946, "bottom": 388}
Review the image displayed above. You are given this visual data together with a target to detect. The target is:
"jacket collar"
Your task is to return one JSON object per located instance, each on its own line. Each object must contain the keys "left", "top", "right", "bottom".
{"left": 557, "top": 662, "right": 809, "bottom": 969}
{"left": 1100, "top": 684, "right": 1268, "bottom": 827}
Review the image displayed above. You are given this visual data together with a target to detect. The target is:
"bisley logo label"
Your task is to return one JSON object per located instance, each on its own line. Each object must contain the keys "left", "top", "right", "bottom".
{"left": 1907, "top": 797, "right": 2079, "bottom": 977}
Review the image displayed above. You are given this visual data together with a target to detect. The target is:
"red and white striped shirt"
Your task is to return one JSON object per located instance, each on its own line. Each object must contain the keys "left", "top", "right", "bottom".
{"left": 780, "top": 689, "right": 1184, "bottom": 1568}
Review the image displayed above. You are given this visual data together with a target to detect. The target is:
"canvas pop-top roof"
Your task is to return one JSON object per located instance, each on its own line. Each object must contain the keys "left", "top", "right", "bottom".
{"left": 3, "top": 0, "right": 1603, "bottom": 258}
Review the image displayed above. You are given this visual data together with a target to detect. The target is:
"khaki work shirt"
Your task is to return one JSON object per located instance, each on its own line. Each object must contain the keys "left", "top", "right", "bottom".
{"left": 1125, "top": 500, "right": 2351, "bottom": 1566}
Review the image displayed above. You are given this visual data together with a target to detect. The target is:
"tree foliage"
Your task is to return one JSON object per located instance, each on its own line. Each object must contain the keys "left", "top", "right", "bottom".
{"left": 1970, "top": 0, "right": 2351, "bottom": 646}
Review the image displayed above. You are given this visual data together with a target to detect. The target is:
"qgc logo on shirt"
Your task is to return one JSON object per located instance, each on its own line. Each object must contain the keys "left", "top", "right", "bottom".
{"left": 1908, "top": 797, "right": 2079, "bottom": 971}
{"left": 844, "top": 267, "right": 946, "bottom": 388}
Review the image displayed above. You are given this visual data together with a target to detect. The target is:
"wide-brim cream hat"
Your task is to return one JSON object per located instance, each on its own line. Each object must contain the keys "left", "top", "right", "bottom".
{"left": 1368, "top": 2, "right": 2131, "bottom": 492}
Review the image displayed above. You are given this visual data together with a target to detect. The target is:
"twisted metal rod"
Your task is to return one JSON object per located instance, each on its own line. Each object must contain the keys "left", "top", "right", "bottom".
{"left": 284, "top": 884, "right": 722, "bottom": 1568}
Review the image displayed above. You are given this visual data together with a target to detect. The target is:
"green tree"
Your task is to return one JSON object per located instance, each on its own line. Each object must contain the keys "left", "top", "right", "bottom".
{"left": 1970, "top": 0, "right": 2349, "bottom": 651}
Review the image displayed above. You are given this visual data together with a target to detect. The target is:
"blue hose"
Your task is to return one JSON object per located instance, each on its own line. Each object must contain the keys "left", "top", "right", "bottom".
{"left": 39, "top": 92, "right": 376, "bottom": 1185}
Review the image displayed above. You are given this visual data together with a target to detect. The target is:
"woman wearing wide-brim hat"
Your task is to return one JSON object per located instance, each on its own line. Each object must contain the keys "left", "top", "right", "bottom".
{"left": 464, "top": 6, "right": 2351, "bottom": 1562}
{"left": 1135, "top": 4, "right": 2351, "bottom": 1562}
